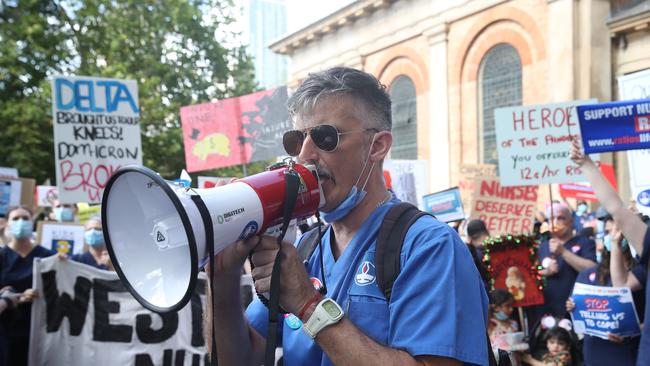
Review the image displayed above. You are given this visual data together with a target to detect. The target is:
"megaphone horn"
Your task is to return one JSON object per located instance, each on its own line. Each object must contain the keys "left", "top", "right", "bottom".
{"left": 101, "top": 162, "right": 323, "bottom": 313}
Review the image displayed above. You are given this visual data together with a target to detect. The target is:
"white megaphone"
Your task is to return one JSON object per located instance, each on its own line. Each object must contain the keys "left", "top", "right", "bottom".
{"left": 101, "top": 162, "right": 323, "bottom": 313}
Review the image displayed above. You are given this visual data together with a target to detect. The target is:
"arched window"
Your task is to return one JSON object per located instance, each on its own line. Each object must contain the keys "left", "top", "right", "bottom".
{"left": 478, "top": 44, "right": 522, "bottom": 165}
{"left": 389, "top": 75, "right": 418, "bottom": 159}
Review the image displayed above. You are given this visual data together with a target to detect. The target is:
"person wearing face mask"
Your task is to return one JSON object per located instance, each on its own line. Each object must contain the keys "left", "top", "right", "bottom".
{"left": 49, "top": 200, "right": 77, "bottom": 223}
{"left": 572, "top": 200, "right": 595, "bottom": 233}
{"left": 564, "top": 220, "right": 644, "bottom": 366}
{"left": 69, "top": 216, "right": 113, "bottom": 271}
{"left": 205, "top": 67, "right": 489, "bottom": 366}
{"left": 537, "top": 203, "right": 597, "bottom": 319}
{"left": 0, "top": 206, "right": 55, "bottom": 366}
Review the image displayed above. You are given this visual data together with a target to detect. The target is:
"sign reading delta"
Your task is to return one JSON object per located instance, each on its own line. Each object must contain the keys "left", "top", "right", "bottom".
{"left": 577, "top": 99, "right": 650, "bottom": 154}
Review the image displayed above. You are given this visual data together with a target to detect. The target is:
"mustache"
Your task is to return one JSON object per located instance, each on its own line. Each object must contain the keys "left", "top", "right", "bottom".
{"left": 313, "top": 163, "right": 335, "bottom": 183}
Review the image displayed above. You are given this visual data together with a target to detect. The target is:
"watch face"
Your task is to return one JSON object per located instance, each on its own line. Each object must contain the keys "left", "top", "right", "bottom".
{"left": 322, "top": 300, "right": 342, "bottom": 317}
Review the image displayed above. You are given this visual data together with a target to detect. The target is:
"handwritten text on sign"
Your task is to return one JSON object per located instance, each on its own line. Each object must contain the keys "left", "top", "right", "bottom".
{"left": 469, "top": 177, "right": 538, "bottom": 235}
{"left": 52, "top": 76, "right": 141, "bottom": 203}
{"left": 570, "top": 283, "right": 641, "bottom": 339}
{"left": 495, "top": 100, "right": 597, "bottom": 186}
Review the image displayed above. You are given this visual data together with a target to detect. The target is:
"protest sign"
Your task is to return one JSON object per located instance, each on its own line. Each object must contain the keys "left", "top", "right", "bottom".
{"left": 29, "top": 256, "right": 209, "bottom": 366}
{"left": 618, "top": 70, "right": 650, "bottom": 216}
{"left": 180, "top": 87, "right": 290, "bottom": 172}
{"left": 383, "top": 159, "right": 428, "bottom": 209}
{"left": 578, "top": 100, "right": 650, "bottom": 154}
{"left": 0, "top": 167, "right": 18, "bottom": 178}
{"left": 468, "top": 177, "right": 538, "bottom": 235}
{"left": 422, "top": 187, "right": 464, "bottom": 222}
{"left": 458, "top": 163, "right": 497, "bottom": 217}
{"left": 483, "top": 235, "right": 544, "bottom": 307}
{"left": 0, "top": 179, "right": 22, "bottom": 216}
{"left": 36, "top": 222, "right": 85, "bottom": 255}
{"left": 558, "top": 163, "right": 618, "bottom": 201}
{"left": 495, "top": 100, "right": 597, "bottom": 186}
{"left": 36, "top": 185, "right": 59, "bottom": 207}
{"left": 51, "top": 76, "right": 142, "bottom": 204}
{"left": 77, "top": 204, "right": 101, "bottom": 224}
{"left": 197, "top": 176, "right": 235, "bottom": 189}
{"left": 570, "top": 283, "right": 641, "bottom": 339}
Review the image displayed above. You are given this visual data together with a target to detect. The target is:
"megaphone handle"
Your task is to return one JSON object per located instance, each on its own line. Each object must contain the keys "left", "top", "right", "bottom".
{"left": 190, "top": 195, "right": 218, "bottom": 366}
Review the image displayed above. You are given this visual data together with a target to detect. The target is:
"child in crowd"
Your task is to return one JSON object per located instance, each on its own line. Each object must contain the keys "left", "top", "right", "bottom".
{"left": 488, "top": 289, "right": 519, "bottom": 348}
{"left": 523, "top": 327, "right": 573, "bottom": 366}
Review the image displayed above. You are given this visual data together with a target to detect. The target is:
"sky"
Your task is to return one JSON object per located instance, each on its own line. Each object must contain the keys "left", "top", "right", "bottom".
{"left": 285, "top": 0, "right": 353, "bottom": 34}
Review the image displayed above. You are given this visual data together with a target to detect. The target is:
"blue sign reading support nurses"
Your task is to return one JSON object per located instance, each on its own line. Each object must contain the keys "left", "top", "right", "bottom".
{"left": 422, "top": 187, "right": 464, "bottom": 223}
{"left": 577, "top": 99, "right": 650, "bottom": 154}
{"left": 570, "top": 283, "right": 641, "bottom": 339}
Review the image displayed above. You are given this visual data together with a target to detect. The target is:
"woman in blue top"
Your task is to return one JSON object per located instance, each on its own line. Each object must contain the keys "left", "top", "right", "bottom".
{"left": 0, "top": 206, "right": 55, "bottom": 366}
{"left": 570, "top": 140, "right": 650, "bottom": 366}
{"left": 566, "top": 223, "right": 642, "bottom": 366}
{"left": 70, "top": 216, "right": 113, "bottom": 271}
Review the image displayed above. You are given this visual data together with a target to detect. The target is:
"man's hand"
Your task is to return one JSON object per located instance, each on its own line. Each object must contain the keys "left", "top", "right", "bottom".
{"left": 541, "top": 257, "right": 559, "bottom": 277}
{"left": 565, "top": 298, "right": 575, "bottom": 312}
{"left": 249, "top": 235, "right": 317, "bottom": 315}
{"left": 569, "top": 138, "right": 587, "bottom": 166}
{"left": 19, "top": 288, "right": 38, "bottom": 303}
{"left": 549, "top": 238, "right": 565, "bottom": 256}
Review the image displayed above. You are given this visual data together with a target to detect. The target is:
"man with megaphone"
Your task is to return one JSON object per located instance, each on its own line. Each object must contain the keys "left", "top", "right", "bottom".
{"left": 207, "top": 67, "right": 490, "bottom": 366}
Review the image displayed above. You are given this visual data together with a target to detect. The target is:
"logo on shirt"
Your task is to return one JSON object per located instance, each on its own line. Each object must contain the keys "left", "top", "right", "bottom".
{"left": 355, "top": 261, "right": 376, "bottom": 286}
{"left": 588, "top": 272, "right": 596, "bottom": 283}
{"left": 571, "top": 245, "right": 581, "bottom": 253}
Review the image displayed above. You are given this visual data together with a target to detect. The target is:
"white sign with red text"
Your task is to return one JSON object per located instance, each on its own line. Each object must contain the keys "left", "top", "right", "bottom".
{"left": 495, "top": 100, "right": 597, "bottom": 186}
{"left": 51, "top": 76, "right": 141, "bottom": 203}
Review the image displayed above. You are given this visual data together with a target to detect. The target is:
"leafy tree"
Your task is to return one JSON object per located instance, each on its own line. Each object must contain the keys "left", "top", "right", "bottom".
{"left": 0, "top": 0, "right": 257, "bottom": 183}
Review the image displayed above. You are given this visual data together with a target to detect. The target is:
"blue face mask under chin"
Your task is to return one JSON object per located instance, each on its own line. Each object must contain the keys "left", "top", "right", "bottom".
{"left": 320, "top": 147, "right": 376, "bottom": 223}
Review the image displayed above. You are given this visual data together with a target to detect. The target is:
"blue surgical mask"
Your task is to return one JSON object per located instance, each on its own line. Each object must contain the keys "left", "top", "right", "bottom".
{"left": 54, "top": 207, "right": 74, "bottom": 222}
{"left": 494, "top": 311, "right": 509, "bottom": 321}
{"left": 603, "top": 235, "right": 612, "bottom": 252}
{"left": 319, "top": 144, "right": 376, "bottom": 223}
{"left": 84, "top": 229, "right": 104, "bottom": 247}
{"left": 596, "top": 251, "right": 602, "bottom": 263}
{"left": 576, "top": 204, "right": 587, "bottom": 216}
{"left": 596, "top": 220, "right": 605, "bottom": 239}
{"left": 10, "top": 219, "right": 33, "bottom": 240}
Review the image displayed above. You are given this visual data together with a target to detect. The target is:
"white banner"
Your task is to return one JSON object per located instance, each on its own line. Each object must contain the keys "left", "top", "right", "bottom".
{"left": 383, "top": 159, "right": 429, "bottom": 209}
{"left": 29, "top": 256, "right": 208, "bottom": 366}
{"left": 51, "top": 76, "right": 142, "bottom": 204}
{"left": 495, "top": 100, "right": 597, "bottom": 186}
{"left": 618, "top": 69, "right": 650, "bottom": 216}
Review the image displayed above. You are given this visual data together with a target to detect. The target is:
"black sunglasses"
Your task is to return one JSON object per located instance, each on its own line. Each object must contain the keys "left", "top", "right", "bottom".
{"left": 283, "top": 124, "right": 378, "bottom": 156}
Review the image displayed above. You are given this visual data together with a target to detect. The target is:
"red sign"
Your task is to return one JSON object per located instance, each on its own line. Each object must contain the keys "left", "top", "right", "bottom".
{"left": 559, "top": 163, "right": 618, "bottom": 201}
{"left": 489, "top": 244, "right": 544, "bottom": 307}
{"left": 180, "top": 87, "right": 289, "bottom": 172}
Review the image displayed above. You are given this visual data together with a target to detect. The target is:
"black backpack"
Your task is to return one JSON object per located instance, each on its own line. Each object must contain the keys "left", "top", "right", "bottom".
{"left": 297, "top": 202, "right": 504, "bottom": 366}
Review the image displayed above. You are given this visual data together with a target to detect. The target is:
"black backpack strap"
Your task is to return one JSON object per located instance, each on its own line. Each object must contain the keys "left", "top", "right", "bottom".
{"left": 375, "top": 202, "right": 431, "bottom": 302}
{"left": 296, "top": 224, "right": 327, "bottom": 264}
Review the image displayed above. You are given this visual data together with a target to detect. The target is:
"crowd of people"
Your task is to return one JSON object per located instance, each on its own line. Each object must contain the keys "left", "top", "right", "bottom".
{"left": 0, "top": 201, "right": 112, "bottom": 365}
{"left": 1, "top": 66, "right": 649, "bottom": 366}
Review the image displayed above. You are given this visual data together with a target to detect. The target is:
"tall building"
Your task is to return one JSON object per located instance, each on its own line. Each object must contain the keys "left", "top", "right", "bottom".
{"left": 244, "top": 0, "right": 288, "bottom": 89}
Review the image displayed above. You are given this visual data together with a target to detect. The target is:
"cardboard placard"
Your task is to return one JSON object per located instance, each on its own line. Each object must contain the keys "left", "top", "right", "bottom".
{"left": 36, "top": 221, "right": 85, "bottom": 255}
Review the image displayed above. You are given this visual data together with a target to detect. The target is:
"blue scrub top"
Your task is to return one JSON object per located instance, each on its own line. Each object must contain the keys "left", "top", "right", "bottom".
{"left": 575, "top": 266, "right": 640, "bottom": 366}
{"left": 71, "top": 251, "right": 109, "bottom": 270}
{"left": 538, "top": 236, "right": 596, "bottom": 317}
{"left": 0, "top": 245, "right": 55, "bottom": 338}
{"left": 637, "top": 227, "right": 650, "bottom": 366}
{"left": 246, "top": 199, "right": 490, "bottom": 366}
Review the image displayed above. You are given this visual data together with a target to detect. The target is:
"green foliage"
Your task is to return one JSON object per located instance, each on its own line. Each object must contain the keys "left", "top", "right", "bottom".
{"left": 0, "top": 0, "right": 256, "bottom": 183}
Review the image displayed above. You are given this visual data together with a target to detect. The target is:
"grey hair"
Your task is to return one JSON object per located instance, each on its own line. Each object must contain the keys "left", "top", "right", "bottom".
{"left": 287, "top": 67, "right": 392, "bottom": 131}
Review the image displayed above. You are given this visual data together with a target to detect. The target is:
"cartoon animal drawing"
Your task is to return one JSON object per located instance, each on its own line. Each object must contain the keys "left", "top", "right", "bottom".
{"left": 192, "top": 133, "right": 230, "bottom": 160}
{"left": 505, "top": 266, "right": 526, "bottom": 301}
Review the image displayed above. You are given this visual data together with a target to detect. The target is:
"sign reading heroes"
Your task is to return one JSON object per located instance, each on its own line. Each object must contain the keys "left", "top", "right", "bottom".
{"left": 51, "top": 76, "right": 142, "bottom": 203}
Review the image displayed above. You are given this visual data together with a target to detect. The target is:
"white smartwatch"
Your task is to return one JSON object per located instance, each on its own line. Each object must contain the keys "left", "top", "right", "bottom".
{"left": 302, "top": 297, "right": 344, "bottom": 338}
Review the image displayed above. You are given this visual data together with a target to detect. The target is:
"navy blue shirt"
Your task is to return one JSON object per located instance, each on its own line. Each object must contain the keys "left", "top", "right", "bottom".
{"left": 0, "top": 245, "right": 55, "bottom": 366}
{"left": 637, "top": 227, "right": 650, "bottom": 366}
{"left": 576, "top": 266, "right": 640, "bottom": 366}
{"left": 539, "top": 236, "right": 596, "bottom": 317}
{"left": 70, "top": 251, "right": 109, "bottom": 270}
{"left": 573, "top": 212, "right": 595, "bottom": 232}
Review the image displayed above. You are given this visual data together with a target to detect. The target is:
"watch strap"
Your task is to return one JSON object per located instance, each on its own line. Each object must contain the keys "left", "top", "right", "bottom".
{"left": 303, "top": 298, "right": 343, "bottom": 339}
